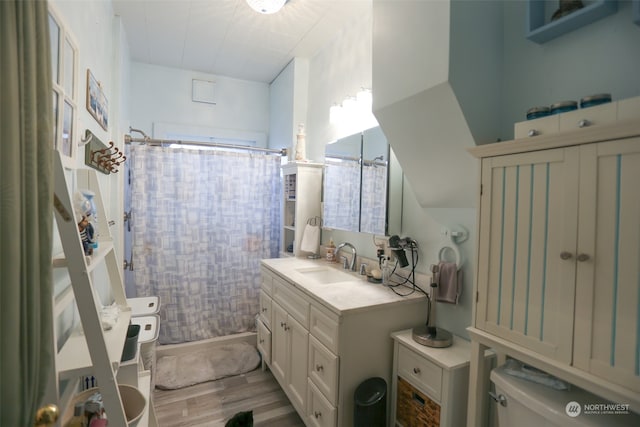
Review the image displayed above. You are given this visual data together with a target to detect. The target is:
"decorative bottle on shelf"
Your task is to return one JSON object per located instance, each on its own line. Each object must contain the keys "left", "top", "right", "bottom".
{"left": 326, "top": 238, "right": 336, "bottom": 262}
{"left": 295, "top": 123, "right": 306, "bottom": 161}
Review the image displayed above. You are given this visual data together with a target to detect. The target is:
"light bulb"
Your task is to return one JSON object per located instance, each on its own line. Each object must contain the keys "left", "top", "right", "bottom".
{"left": 246, "top": 0, "right": 286, "bottom": 14}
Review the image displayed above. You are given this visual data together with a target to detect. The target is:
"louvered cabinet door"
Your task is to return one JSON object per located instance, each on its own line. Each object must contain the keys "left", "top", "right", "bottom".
{"left": 475, "top": 147, "right": 580, "bottom": 364}
{"left": 573, "top": 137, "right": 640, "bottom": 393}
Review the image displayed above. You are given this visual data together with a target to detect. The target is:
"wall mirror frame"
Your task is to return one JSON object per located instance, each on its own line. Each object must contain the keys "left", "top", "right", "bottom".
{"left": 323, "top": 126, "right": 403, "bottom": 236}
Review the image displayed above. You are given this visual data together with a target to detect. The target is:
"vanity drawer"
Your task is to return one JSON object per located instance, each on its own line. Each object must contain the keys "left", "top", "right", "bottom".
{"left": 307, "top": 379, "right": 337, "bottom": 427}
{"left": 273, "top": 278, "right": 309, "bottom": 328}
{"left": 514, "top": 114, "right": 559, "bottom": 139}
{"left": 398, "top": 344, "right": 442, "bottom": 402}
{"left": 261, "top": 267, "right": 274, "bottom": 296}
{"left": 256, "top": 318, "right": 271, "bottom": 365}
{"left": 310, "top": 305, "right": 339, "bottom": 354}
{"left": 308, "top": 335, "right": 339, "bottom": 405}
{"left": 559, "top": 102, "right": 617, "bottom": 131}
{"left": 259, "top": 290, "right": 272, "bottom": 328}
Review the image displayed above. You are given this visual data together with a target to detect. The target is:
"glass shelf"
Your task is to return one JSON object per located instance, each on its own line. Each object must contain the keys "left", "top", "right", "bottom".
{"left": 526, "top": 0, "right": 618, "bottom": 44}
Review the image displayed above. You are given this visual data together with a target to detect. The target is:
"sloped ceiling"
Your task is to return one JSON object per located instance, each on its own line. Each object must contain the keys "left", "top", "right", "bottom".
{"left": 113, "top": 0, "right": 371, "bottom": 83}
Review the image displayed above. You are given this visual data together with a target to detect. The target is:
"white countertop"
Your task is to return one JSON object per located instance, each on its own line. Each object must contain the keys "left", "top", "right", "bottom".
{"left": 261, "top": 257, "right": 427, "bottom": 315}
{"left": 392, "top": 328, "right": 474, "bottom": 370}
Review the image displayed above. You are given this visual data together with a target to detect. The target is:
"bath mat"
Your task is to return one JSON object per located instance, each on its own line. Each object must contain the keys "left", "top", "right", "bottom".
{"left": 155, "top": 342, "right": 261, "bottom": 390}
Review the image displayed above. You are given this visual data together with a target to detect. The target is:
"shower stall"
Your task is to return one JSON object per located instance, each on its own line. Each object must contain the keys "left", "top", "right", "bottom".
{"left": 123, "top": 133, "right": 282, "bottom": 344}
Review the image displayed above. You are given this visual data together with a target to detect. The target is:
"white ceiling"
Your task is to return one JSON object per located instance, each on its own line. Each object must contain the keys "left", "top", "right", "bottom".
{"left": 113, "top": 0, "right": 371, "bottom": 83}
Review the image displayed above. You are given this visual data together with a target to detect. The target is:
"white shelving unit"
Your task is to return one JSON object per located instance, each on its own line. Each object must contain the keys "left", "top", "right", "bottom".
{"left": 281, "top": 162, "right": 323, "bottom": 257}
{"left": 51, "top": 151, "right": 156, "bottom": 426}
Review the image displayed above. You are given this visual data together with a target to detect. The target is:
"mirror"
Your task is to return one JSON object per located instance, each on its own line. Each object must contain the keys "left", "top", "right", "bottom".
{"left": 323, "top": 132, "right": 362, "bottom": 232}
{"left": 323, "top": 126, "right": 403, "bottom": 235}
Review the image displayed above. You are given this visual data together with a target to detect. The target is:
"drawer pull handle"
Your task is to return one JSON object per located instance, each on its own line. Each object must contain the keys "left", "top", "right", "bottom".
{"left": 412, "top": 392, "right": 425, "bottom": 407}
{"left": 489, "top": 391, "right": 507, "bottom": 407}
{"left": 560, "top": 251, "right": 573, "bottom": 260}
{"left": 577, "top": 253, "right": 590, "bottom": 262}
{"left": 578, "top": 119, "right": 591, "bottom": 128}
{"left": 316, "top": 364, "right": 323, "bottom": 372}
{"left": 527, "top": 129, "right": 539, "bottom": 137}
{"left": 314, "top": 411, "right": 322, "bottom": 419}
{"left": 413, "top": 367, "right": 421, "bottom": 374}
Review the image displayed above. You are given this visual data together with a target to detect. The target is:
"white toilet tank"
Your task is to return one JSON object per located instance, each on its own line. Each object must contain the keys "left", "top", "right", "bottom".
{"left": 491, "top": 365, "right": 640, "bottom": 427}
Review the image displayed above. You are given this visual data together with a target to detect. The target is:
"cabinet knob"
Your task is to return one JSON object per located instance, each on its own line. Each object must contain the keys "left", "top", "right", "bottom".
{"left": 280, "top": 321, "right": 286, "bottom": 328}
{"left": 578, "top": 119, "right": 591, "bottom": 128}
{"left": 259, "top": 338, "right": 264, "bottom": 344}
{"left": 316, "top": 364, "right": 324, "bottom": 372}
{"left": 560, "top": 251, "right": 573, "bottom": 260}
{"left": 314, "top": 411, "right": 322, "bottom": 419}
{"left": 528, "top": 129, "right": 539, "bottom": 137}
{"left": 413, "top": 367, "right": 421, "bottom": 374}
{"left": 284, "top": 324, "right": 290, "bottom": 331}
{"left": 262, "top": 307, "right": 267, "bottom": 312}
{"left": 577, "top": 253, "right": 590, "bottom": 262}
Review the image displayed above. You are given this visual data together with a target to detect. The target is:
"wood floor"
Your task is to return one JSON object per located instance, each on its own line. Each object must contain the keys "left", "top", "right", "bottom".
{"left": 153, "top": 367, "right": 305, "bottom": 426}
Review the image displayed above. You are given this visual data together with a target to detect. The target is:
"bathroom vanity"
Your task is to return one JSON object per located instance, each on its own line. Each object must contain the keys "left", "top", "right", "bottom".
{"left": 258, "top": 257, "right": 427, "bottom": 427}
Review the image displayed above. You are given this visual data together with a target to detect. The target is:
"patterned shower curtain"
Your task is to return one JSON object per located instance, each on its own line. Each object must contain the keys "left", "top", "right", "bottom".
{"left": 323, "top": 159, "right": 361, "bottom": 231}
{"left": 360, "top": 163, "right": 388, "bottom": 234}
{"left": 128, "top": 145, "right": 281, "bottom": 344}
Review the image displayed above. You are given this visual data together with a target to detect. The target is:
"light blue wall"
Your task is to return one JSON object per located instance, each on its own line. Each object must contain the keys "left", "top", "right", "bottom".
{"left": 270, "top": 60, "right": 295, "bottom": 151}
{"left": 500, "top": 0, "right": 640, "bottom": 141}
{"left": 128, "top": 62, "right": 270, "bottom": 142}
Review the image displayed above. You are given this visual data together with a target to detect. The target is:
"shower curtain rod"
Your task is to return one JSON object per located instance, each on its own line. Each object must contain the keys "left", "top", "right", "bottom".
{"left": 124, "top": 127, "right": 286, "bottom": 155}
{"left": 326, "top": 154, "right": 387, "bottom": 166}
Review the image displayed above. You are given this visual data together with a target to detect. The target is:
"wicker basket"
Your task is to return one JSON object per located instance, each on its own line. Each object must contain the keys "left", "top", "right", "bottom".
{"left": 396, "top": 376, "right": 441, "bottom": 427}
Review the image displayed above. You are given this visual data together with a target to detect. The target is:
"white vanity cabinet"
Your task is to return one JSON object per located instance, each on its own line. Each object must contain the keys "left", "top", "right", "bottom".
{"left": 260, "top": 260, "right": 427, "bottom": 427}
{"left": 270, "top": 271, "right": 311, "bottom": 415}
{"left": 391, "top": 330, "right": 490, "bottom": 427}
{"left": 467, "top": 120, "right": 640, "bottom": 425}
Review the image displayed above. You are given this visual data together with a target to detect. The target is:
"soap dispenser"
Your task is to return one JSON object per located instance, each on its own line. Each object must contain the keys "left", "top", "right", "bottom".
{"left": 326, "top": 238, "right": 336, "bottom": 262}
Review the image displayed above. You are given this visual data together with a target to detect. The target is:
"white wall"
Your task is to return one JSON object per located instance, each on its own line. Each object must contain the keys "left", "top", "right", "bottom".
{"left": 270, "top": 58, "right": 310, "bottom": 153}
{"left": 128, "top": 62, "right": 270, "bottom": 143}
{"left": 270, "top": 60, "right": 295, "bottom": 151}
{"left": 301, "top": 2, "right": 475, "bottom": 338}
{"left": 306, "top": 11, "right": 373, "bottom": 161}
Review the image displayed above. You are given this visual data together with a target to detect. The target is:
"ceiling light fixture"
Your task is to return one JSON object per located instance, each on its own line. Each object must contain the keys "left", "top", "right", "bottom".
{"left": 246, "top": 0, "right": 287, "bottom": 14}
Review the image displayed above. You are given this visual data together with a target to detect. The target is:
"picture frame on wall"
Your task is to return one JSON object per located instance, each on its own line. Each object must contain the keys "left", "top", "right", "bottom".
{"left": 86, "top": 69, "right": 108, "bottom": 131}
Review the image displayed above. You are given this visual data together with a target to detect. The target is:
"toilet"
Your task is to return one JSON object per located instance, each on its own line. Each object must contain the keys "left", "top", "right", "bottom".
{"left": 490, "top": 364, "right": 640, "bottom": 426}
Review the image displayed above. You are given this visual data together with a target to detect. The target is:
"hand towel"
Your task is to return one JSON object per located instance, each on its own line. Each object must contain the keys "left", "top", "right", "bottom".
{"left": 300, "top": 223, "right": 320, "bottom": 253}
{"left": 436, "top": 261, "right": 462, "bottom": 304}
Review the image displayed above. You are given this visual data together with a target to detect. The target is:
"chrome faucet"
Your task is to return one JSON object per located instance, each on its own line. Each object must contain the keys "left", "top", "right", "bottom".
{"left": 335, "top": 242, "right": 357, "bottom": 271}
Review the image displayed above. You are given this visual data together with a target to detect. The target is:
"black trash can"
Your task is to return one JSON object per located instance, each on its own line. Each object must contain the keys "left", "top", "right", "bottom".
{"left": 354, "top": 377, "right": 387, "bottom": 427}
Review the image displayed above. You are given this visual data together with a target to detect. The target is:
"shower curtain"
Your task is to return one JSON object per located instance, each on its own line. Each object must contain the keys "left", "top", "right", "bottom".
{"left": 360, "top": 163, "right": 387, "bottom": 234}
{"left": 128, "top": 145, "right": 281, "bottom": 344}
{"left": 323, "top": 159, "right": 361, "bottom": 231}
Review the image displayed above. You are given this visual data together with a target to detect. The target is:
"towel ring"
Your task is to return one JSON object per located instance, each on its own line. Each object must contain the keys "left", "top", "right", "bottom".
{"left": 438, "top": 245, "right": 462, "bottom": 270}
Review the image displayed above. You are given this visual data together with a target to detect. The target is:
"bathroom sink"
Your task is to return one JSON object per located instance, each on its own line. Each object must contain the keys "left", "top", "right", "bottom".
{"left": 296, "top": 266, "right": 355, "bottom": 284}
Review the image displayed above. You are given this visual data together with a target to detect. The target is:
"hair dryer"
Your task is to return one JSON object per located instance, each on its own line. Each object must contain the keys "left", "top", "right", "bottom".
{"left": 388, "top": 235, "right": 414, "bottom": 268}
